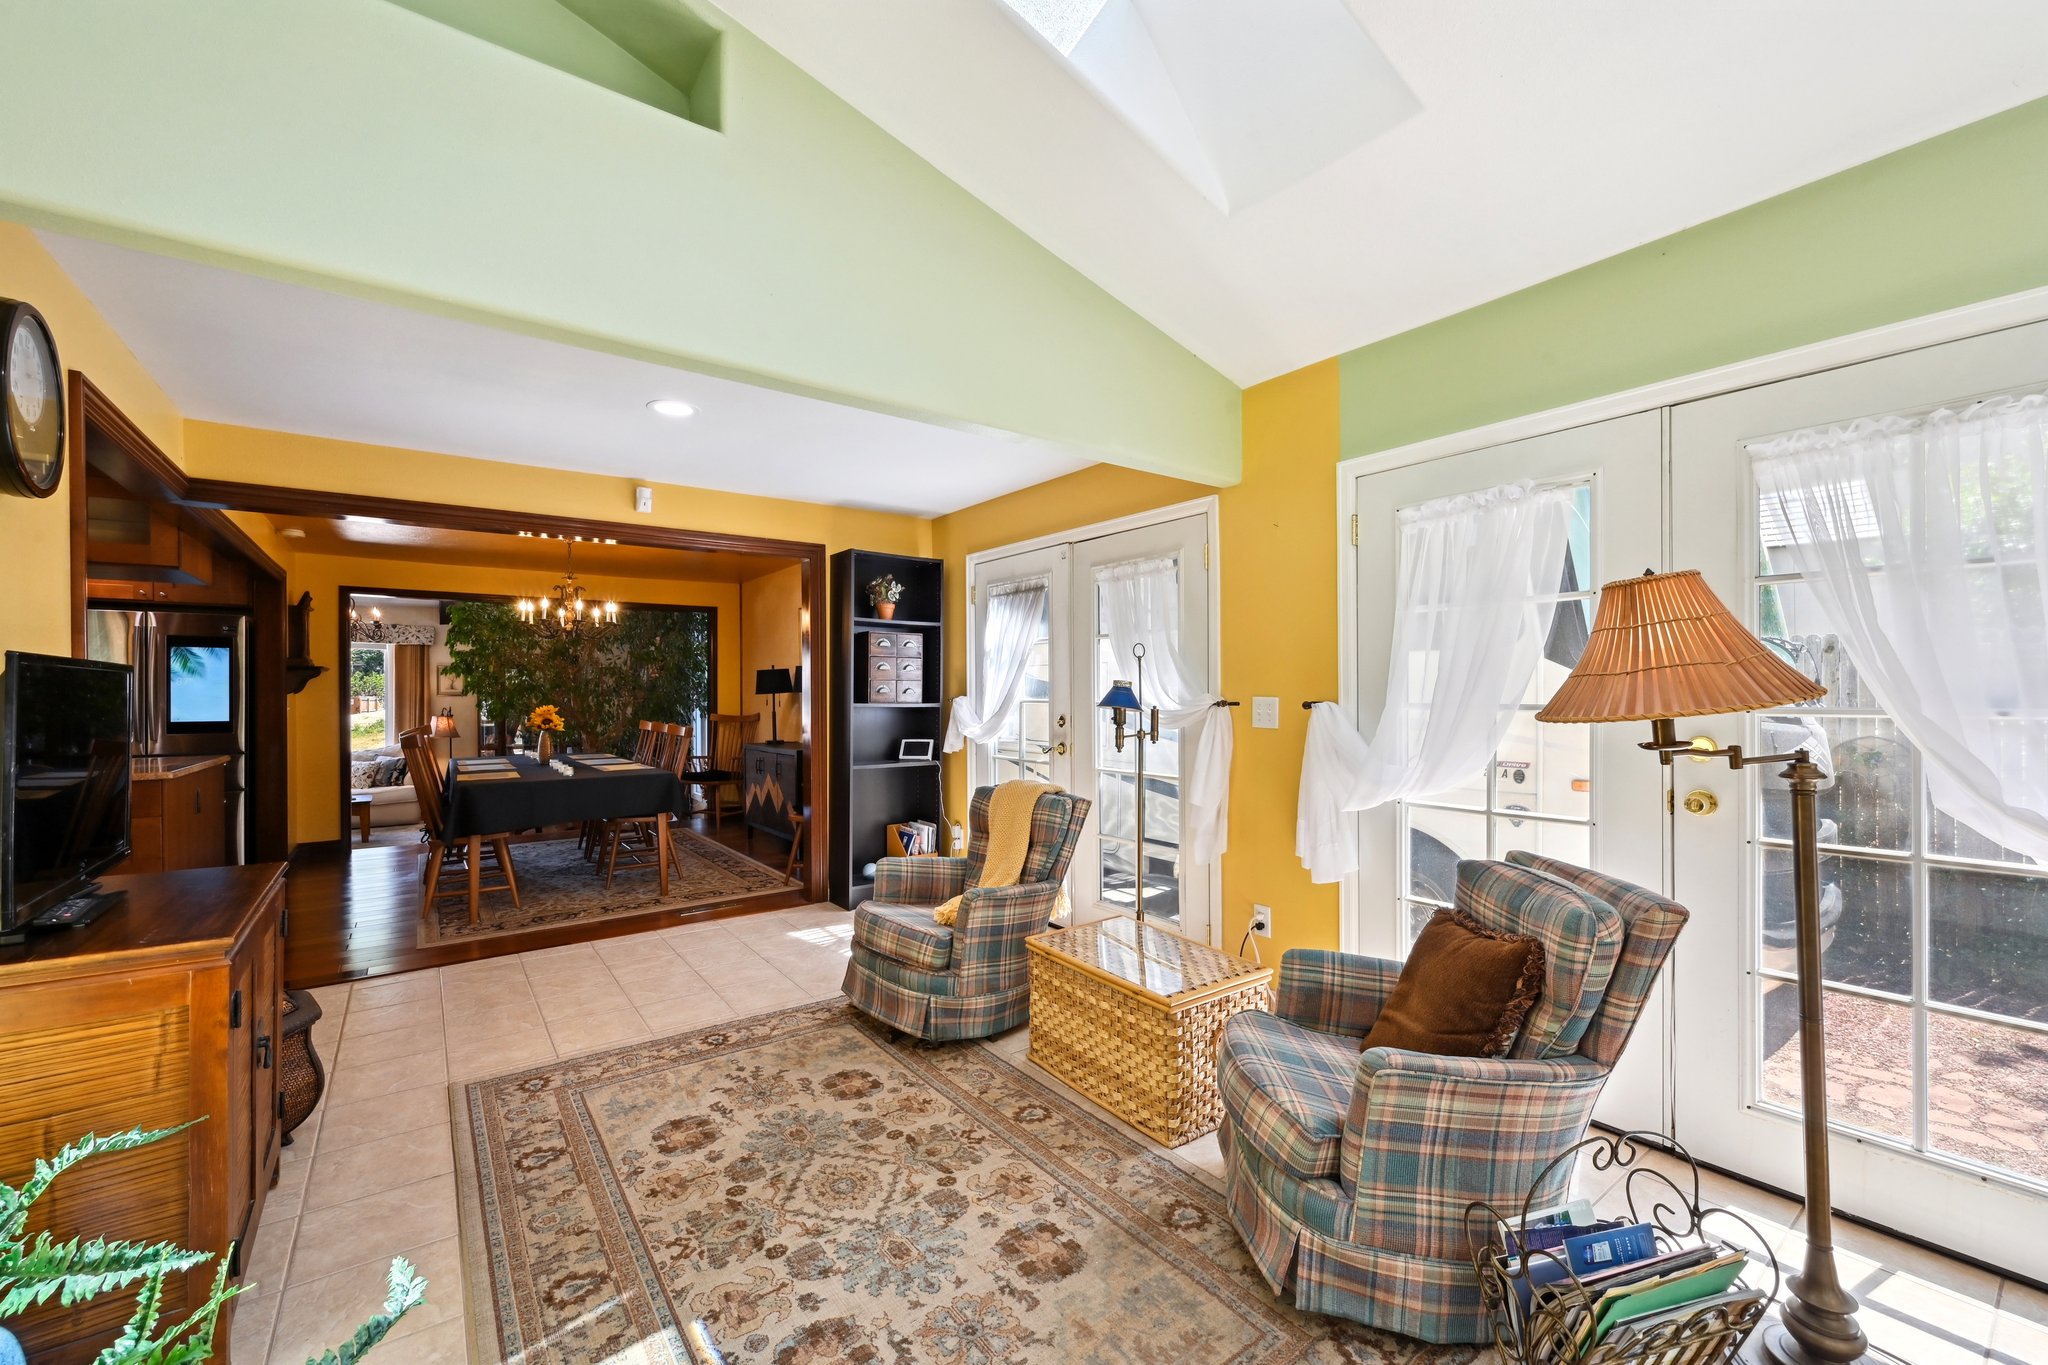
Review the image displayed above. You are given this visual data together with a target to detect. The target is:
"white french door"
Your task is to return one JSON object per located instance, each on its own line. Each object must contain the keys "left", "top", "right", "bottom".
{"left": 1349, "top": 412, "right": 1670, "bottom": 1133}
{"left": 1668, "top": 318, "right": 2048, "bottom": 1282}
{"left": 966, "top": 511, "right": 1217, "bottom": 943}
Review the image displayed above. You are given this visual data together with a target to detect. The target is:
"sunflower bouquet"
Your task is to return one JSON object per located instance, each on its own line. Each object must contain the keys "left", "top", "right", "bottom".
{"left": 526, "top": 703, "right": 567, "bottom": 760}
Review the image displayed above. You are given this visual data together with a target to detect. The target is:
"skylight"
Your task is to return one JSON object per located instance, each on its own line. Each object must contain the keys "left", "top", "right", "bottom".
{"left": 999, "top": 0, "right": 1109, "bottom": 55}
{"left": 989, "top": 0, "right": 1419, "bottom": 214}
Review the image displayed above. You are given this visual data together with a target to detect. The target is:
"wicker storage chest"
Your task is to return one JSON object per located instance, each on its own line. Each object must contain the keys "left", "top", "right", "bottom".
{"left": 1026, "top": 916, "right": 1272, "bottom": 1146}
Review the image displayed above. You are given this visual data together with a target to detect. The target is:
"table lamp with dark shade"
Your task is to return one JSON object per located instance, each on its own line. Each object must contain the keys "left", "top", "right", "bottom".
{"left": 1537, "top": 569, "right": 1870, "bottom": 1365}
{"left": 755, "top": 667, "right": 796, "bottom": 743}
{"left": 430, "top": 708, "right": 460, "bottom": 766}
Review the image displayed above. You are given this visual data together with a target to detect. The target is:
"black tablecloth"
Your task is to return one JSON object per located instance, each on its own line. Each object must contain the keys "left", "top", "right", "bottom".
{"left": 443, "top": 754, "right": 687, "bottom": 839}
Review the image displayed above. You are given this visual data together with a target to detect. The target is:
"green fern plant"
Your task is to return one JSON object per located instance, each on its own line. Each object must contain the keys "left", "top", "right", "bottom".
{"left": 0, "top": 1124, "right": 425, "bottom": 1364}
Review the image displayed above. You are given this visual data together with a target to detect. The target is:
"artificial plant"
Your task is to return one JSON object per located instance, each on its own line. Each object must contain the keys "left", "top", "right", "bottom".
{"left": 0, "top": 1123, "right": 425, "bottom": 1364}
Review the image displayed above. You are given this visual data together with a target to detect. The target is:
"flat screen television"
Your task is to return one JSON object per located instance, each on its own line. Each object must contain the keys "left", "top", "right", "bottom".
{"left": 2, "top": 651, "right": 134, "bottom": 935}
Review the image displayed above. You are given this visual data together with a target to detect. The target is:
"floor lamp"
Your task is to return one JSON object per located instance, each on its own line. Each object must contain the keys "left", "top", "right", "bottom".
{"left": 1536, "top": 569, "right": 1872, "bottom": 1365}
{"left": 1098, "top": 643, "right": 1158, "bottom": 923}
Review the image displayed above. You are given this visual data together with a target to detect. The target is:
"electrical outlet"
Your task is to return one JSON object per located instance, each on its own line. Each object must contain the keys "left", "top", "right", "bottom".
{"left": 950, "top": 823, "right": 965, "bottom": 854}
{"left": 1252, "top": 696, "right": 1280, "bottom": 729}
{"left": 1249, "top": 903, "right": 1272, "bottom": 938}
{"left": 634, "top": 485, "right": 654, "bottom": 514}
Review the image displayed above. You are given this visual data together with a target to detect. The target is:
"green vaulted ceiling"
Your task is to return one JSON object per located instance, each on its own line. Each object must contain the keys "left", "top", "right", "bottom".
{"left": 0, "top": 0, "right": 1238, "bottom": 484}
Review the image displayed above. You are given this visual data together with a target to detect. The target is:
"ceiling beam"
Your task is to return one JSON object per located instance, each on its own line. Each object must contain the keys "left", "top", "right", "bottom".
{"left": 0, "top": 0, "right": 1240, "bottom": 486}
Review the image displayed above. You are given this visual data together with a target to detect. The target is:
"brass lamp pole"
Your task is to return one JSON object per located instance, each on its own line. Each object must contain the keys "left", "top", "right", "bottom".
{"left": 1537, "top": 569, "right": 1870, "bottom": 1365}
{"left": 1098, "top": 643, "right": 1159, "bottom": 923}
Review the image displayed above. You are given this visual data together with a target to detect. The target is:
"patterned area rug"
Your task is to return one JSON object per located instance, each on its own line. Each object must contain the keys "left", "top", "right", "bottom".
{"left": 451, "top": 1001, "right": 1473, "bottom": 1364}
{"left": 417, "top": 830, "right": 793, "bottom": 945}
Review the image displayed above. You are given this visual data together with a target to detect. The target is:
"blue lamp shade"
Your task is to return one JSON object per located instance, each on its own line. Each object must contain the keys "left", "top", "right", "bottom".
{"left": 1097, "top": 680, "right": 1141, "bottom": 711}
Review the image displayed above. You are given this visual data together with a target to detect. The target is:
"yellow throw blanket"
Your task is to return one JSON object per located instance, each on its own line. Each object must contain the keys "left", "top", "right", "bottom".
{"left": 933, "top": 780, "right": 1058, "bottom": 926}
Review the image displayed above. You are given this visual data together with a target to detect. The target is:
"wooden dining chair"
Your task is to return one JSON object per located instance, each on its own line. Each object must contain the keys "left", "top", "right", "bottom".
{"left": 402, "top": 731, "right": 521, "bottom": 924}
{"left": 686, "top": 713, "right": 759, "bottom": 831}
{"left": 598, "top": 721, "right": 690, "bottom": 892}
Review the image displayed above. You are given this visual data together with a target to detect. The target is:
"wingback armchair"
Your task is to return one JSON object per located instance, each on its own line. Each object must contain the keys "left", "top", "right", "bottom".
{"left": 842, "top": 785, "right": 1090, "bottom": 1042}
{"left": 1215, "top": 852, "right": 1688, "bottom": 1344}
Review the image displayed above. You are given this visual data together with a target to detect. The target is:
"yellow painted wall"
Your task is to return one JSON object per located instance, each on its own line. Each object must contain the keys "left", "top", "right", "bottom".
{"left": 285, "top": 551, "right": 744, "bottom": 847}
{"left": 929, "top": 363, "right": 1343, "bottom": 957}
{"left": 184, "top": 423, "right": 933, "bottom": 556}
{"left": 0, "top": 224, "right": 184, "bottom": 662}
{"left": 739, "top": 563, "right": 807, "bottom": 745}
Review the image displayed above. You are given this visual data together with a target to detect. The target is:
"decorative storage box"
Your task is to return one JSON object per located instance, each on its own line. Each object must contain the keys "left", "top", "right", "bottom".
{"left": 1026, "top": 916, "right": 1272, "bottom": 1146}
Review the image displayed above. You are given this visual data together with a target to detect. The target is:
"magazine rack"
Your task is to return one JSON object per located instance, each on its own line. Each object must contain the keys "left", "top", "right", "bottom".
{"left": 1466, "top": 1132, "right": 1781, "bottom": 1365}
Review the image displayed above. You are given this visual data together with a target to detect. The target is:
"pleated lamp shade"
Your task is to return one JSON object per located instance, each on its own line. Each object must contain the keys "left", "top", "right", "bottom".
{"left": 1537, "top": 569, "right": 1824, "bottom": 724}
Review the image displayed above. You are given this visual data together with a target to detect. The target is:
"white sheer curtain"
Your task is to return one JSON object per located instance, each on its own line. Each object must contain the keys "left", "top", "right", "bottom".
{"left": 1751, "top": 391, "right": 2048, "bottom": 863}
{"left": 1097, "top": 557, "right": 1232, "bottom": 864}
{"left": 945, "top": 578, "right": 1050, "bottom": 753}
{"left": 1298, "top": 481, "right": 1571, "bottom": 881}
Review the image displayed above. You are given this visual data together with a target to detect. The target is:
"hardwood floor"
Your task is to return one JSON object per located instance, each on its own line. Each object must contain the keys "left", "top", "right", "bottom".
{"left": 283, "top": 814, "right": 812, "bottom": 988}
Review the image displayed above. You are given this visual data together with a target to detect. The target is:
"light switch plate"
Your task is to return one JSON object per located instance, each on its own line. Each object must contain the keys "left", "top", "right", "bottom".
{"left": 1252, "top": 696, "right": 1280, "bottom": 729}
{"left": 634, "top": 485, "right": 654, "bottom": 514}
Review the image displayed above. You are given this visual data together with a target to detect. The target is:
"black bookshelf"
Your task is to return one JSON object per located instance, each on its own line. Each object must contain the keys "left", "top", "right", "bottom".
{"left": 829, "top": 549, "right": 947, "bottom": 908}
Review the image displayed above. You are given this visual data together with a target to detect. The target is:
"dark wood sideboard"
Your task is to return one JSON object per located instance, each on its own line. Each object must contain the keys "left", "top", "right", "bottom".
{"left": 742, "top": 741, "right": 805, "bottom": 841}
{"left": 0, "top": 864, "right": 287, "bottom": 1361}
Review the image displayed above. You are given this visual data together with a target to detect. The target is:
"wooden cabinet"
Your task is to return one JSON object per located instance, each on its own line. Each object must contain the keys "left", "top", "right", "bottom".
{"left": 0, "top": 865, "right": 286, "bottom": 1363}
{"left": 116, "top": 758, "right": 230, "bottom": 875}
{"left": 743, "top": 742, "right": 805, "bottom": 840}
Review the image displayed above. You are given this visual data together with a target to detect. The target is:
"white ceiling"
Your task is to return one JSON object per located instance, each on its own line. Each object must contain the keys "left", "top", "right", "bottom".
{"left": 712, "top": 0, "right": 2048, "bottom": 385}
{"left": 38, "top": 232, "right": 1091, "bottom": 518}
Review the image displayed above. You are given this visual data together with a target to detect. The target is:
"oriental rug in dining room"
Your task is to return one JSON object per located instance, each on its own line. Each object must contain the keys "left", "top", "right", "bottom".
{"left": 451, "top": 1000, "right": 1471, "bottom": 1364}
{"left": 417, "top": 829, "right": 793, "bottom": 946}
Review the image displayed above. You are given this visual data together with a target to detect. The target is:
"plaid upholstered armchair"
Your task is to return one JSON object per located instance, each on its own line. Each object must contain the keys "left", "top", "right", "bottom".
{"left": 842, "top": 786, "right": 1090, "bottom": 1042}
{"left": 1215, "top": 852, "right": 1688, "bottom": 1344}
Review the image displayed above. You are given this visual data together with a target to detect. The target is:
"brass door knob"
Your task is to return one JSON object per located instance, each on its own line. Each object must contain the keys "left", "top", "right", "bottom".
{"left": 1682, "top": 789, "right": 1719, "bottom": 816}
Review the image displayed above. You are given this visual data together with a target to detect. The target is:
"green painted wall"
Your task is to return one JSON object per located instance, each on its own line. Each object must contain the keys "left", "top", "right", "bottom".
{"left": 1340, "top": 95, "right": 2048, "bottom": 458}
{"left": 0, "top": 0, "right": 1238, "bottom": 484}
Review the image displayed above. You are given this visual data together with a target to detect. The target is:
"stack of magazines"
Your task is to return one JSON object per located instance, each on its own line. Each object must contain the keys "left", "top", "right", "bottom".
{"left": 1498, "top": 1199, "right": 1765, "bottom": 1360}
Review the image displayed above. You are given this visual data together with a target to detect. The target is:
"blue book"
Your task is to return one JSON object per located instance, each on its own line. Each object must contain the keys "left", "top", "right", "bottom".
{"left": 1516, "top": 1222, "right": 1662, "bottom": 1312}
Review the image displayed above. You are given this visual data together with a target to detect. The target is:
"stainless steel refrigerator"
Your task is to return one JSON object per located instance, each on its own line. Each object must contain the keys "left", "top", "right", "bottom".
{"left": 85, "top": 608, "right": 249, "bottom": 863}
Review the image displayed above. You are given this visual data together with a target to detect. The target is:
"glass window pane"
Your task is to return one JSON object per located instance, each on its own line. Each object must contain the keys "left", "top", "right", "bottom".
{"left": 1930, "top": 866, "right": 2048, "bottom": 1020}
{"left": 1758, "top": 716, "right": 1913, "bottom": 852}
{"left": 1426, "top": 766, "right": 1489, "bottom": 812}
{"left": 1404, "top": 899, "right": 1440, "bottom": 946}
{"left": 1493, "top": 816, "right": 1589, "bottom": 869}
{"left": 1930, "top": 802, "right": 2041, "bottom": 866}
{"left": 1493, "top": 709, "right": 1590, "bottom": 820}
{"left": 1762, "top": 847, "right": 1911, "bottom": 995}
{"left": 1760, "top": 988, "right": 1914, "bottom": 1145}
{"left": 1753, "top": 580, "right": 1877, "bottom": 710}
{"left": 1098, "top": 841, "right": 1179, "bottom": 922}
{"left": 1928, "top": 1012, "right": 2048, "bottom": 1182}
{"left": 1408, "top": 806, "right": 1483, "bottom": 903}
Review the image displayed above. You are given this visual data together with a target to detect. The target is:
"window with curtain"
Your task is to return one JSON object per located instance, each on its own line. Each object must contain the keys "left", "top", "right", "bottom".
{"left": 1397, "top": 482, "right": 1595, "bottom": 945}
{"left": 1750, "top": 391, "right": 2048, "bottom": 1188}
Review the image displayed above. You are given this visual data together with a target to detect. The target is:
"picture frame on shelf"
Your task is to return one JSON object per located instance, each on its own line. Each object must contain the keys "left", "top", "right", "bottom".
{"left": 898, "top": 738, "right": 934, "bottom": 762}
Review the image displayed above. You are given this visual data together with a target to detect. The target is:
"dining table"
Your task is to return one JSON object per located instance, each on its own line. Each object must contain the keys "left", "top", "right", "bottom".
{"left": 441, "top": 752, "right": 690, "bottom": 918}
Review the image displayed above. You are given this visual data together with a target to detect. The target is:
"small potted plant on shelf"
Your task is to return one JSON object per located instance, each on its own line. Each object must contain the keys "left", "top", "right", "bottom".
{"left": 0, "top": 1122, "right": 426, "bottom": 1364}
{"left": 867, "top": 575, "right": 905, "bottom": 621}
{"left": 527, "top": 703, "right": 566, "bottom": 762}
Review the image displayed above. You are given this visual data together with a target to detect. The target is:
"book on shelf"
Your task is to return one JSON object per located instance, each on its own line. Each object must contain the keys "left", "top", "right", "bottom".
{"left": 1512, "top": 1221, "right": 1659, "bottom": 1312}
{"left": 887, "top": 820, "right": 940, "bottom": 857}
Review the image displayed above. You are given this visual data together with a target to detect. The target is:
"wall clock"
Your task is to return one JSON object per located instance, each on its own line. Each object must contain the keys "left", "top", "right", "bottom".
{"left": 0, "top": 299, "right": 64, "bottom": 499}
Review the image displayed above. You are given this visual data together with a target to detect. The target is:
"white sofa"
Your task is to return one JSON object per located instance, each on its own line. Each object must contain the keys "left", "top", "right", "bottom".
{"left": 350, "top": 747, "right": 422, "bottom": 828}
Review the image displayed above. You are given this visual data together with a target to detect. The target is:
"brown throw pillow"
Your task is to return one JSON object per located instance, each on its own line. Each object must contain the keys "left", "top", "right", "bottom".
{"left": 1360, "top": 909, "right": 1546, "bottom": 1058}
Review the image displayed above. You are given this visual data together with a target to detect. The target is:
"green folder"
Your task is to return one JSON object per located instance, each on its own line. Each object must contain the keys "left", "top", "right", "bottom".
{"left": 1592, "top": 1255, "right": 1747, "bottom": 1343}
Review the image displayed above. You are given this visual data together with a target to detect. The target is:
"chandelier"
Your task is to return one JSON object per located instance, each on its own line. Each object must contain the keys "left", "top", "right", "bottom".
{"left": 518, "top": 535, "right": 620, "bottom": 638}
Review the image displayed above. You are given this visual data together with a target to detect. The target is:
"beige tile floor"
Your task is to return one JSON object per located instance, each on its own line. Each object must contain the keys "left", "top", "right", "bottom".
{"left": 228, "top": 905, "right": 2040, "bottom": 1364}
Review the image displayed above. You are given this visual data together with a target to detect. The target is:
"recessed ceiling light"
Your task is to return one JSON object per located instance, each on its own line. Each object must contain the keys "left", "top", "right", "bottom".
{"left": 647, "top": 398, "right": 697, "bottom": 419}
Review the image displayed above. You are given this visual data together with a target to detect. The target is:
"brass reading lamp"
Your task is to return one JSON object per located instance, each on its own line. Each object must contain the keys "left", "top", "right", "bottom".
{"left": 1098, "top": 642, "right": 1160, "bottom": 923}
{"left": 1537, "top": 569, "right": 1871, "bottom": 1365}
